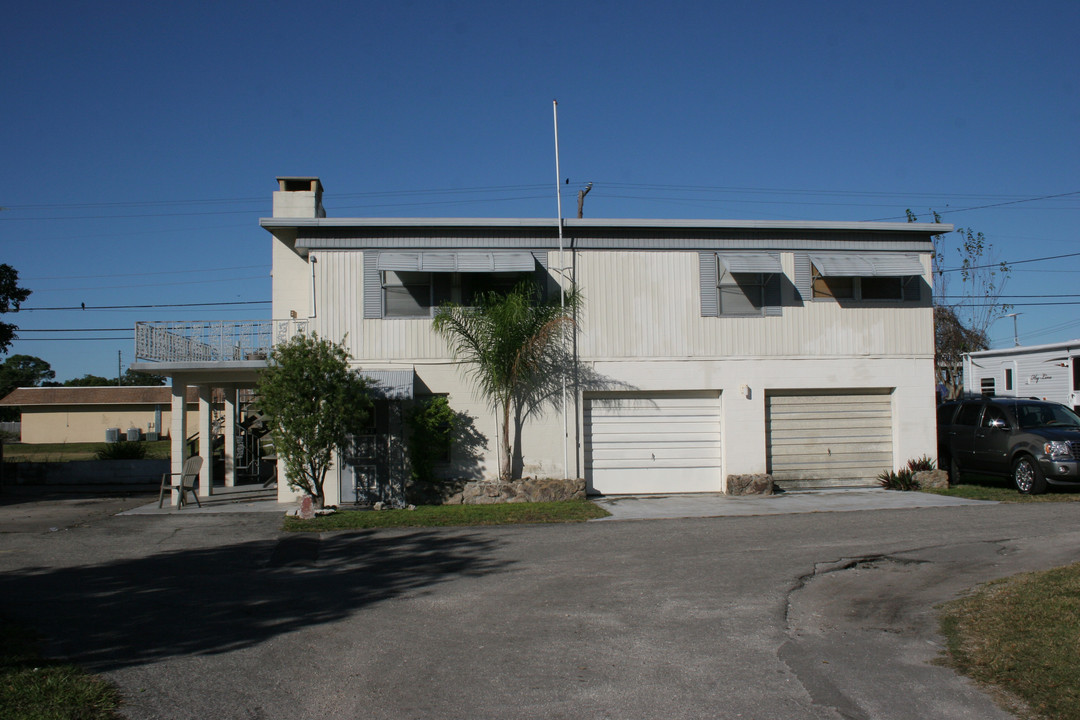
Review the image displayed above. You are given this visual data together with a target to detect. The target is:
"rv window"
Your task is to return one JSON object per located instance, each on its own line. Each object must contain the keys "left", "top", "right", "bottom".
{"left": 1005, "top": 368, "right": 1013, "bottom": 391}
{"left": 980, "top": 377, "right": 996, "bottom": 396}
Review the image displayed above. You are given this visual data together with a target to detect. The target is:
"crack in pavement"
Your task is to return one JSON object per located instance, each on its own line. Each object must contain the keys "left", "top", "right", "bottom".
{"left": 777, "top": 540, "right": 1020, "bottom": 720}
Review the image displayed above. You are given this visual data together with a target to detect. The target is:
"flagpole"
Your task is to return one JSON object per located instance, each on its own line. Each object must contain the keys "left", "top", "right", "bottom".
{"left": 553, "top": 100, "right": 568, "bottom": 480}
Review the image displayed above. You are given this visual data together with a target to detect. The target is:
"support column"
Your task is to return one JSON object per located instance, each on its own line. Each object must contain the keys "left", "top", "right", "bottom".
{"left": 223, "top": 385, "right": 237, "bottom": 488}
{"left": 198, "top": 384, "right": 213, "bottom": 499}
{"left": 170, "top": 379, "right": 188, "bottom": 507}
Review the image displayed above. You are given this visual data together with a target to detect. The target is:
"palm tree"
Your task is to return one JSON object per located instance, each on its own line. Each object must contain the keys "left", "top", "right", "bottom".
{"left": 433, "top": 280, "right": 579, "bottom": 480}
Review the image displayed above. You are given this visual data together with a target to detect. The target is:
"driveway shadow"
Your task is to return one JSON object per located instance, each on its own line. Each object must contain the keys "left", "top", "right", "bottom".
{"left": 0, "top": 529, "right": 509, "bottom": 671}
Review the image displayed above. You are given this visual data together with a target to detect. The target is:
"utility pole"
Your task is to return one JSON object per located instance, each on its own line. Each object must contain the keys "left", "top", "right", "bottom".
{"left": 117, "top": 350, "right": 122, "bottom": 386}
{"left": 1007, "top": 312, "right": 1021, "bottom": 347}
{"left": 576, "top": 182, "right": 592, "bottom": 218}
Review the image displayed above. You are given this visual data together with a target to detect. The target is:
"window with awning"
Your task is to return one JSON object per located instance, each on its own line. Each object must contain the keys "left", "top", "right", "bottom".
{"left": 364, "top": 251, "right": 547, "bottom": 318}
{"left": 700, "top": 252, "right": 783, "bottom": 317}
{"left": 808, "top": 252, "right": 923, "bottom": 301}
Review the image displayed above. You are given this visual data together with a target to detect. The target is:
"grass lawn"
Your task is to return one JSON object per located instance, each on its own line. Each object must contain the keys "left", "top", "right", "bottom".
{"left": 938, "top": 562, "right": 1080, "bottom": 720}
{"left": 0, "top": 617, "right": 122, "bottom": 720}
{"left": 922, "top": 474, "right": 1080, "bottom": 503}
{"left": 2, "top": 441, "right": 171, "bottom": 463}
{"left": 284, "top": 499, "right": 611, "bottom": 531}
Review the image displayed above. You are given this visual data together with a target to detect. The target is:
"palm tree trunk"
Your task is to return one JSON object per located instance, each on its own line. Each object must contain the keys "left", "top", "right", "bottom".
{"left": 500, "top": 395, "right": 512, "bottom": 480}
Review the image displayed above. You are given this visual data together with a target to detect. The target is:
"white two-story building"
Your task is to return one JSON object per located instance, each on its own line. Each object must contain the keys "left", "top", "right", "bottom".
{"left": 135, "top": 177, "right": 950, "bottom": 505}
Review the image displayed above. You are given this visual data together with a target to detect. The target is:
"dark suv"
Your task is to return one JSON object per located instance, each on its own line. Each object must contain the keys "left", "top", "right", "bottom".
{"left": 938, "top": 397, "right": 1080, "bottom": 494}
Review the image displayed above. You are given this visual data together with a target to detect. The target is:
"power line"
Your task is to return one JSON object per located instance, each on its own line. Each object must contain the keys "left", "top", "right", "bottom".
{"left": 31, "top": 275, "right": 268, "bottom": 293}
{"left": 16, "top": 300, "right": 270, "bottom": 310}
{"left": 23, "top": 264, "right": 268, "bottom": 281}
{"left": 938, "top": 250, "right": 1080, "bottom": 274}
{"left": 19, "top": 337, "right": 134, "bottom": 341}
{"left": 17, "top": 328, "right": 129, "bottom": 332}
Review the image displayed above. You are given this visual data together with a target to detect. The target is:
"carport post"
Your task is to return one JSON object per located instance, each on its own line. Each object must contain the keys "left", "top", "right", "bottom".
{"left": 170, "top": 380, "right": 188, "bottom": 507}
{"left": 223, "top": 385, "right": 237, "bottom": 488}
{"left": 198, "top": 385, "right": 213, "bottom": 499}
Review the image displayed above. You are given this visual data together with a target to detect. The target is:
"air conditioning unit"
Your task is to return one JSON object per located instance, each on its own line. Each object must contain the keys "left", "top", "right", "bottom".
{"left": 105, "top": 428, "right": 121, "bottom": 443}
{"left": 146, "top": 432, "right": 159, "bottom": 442}
{"left": 126, "top": 428, "right": 140, "bottom": 442}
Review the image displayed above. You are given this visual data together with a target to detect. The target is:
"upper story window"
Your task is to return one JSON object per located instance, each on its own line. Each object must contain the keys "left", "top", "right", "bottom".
{"left": 719, "top": 269, "right": 764, "bottom": 315}
{"left": 700, "top": 252, "right": 783, "bottom": 317}
{"left": 382, "top": 270, "right": 532, "bottom": 318}
{"left": 365, "top": 251, "right": 546, "bottom": 319}
{"left": 808, "top": 252, "right": 924, "bottom": 303}
{"left": 811, "top": 267, "right": 916, "bottom": 301}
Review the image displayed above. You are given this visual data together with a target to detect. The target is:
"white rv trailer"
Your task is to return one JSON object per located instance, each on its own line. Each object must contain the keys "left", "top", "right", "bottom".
{"left": 963, "top": 339, "right": 1080, "bottom": 411}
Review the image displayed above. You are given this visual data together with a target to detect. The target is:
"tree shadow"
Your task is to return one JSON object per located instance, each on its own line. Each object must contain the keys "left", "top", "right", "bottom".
{"left": 510, "top": 345, "right": 637, "bottom": 478}
{"left": 0, "top": 529, "right": 511, "bottom": 672}
{"left": 445, "top": 409, "right": 487, "bottom": 480}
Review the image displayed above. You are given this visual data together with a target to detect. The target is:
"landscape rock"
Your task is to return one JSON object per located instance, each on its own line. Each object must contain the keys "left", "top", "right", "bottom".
{"left": 298, "top": 496, "right": 315, "bottom": 520}
{"left": 450, "top": 478, "right": 586, "bottom": 505}
{"left": 726, "top": 474, "right": 775, "bottom": 496}
{"left": 914, "top": 469, "right": 950, "bottom": 490}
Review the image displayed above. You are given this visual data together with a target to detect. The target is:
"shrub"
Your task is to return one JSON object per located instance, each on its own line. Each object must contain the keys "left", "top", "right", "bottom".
{"left": 905, "top": 455, "right": 937, "bottom": 472}
{"left": 95, "top": 441, "right": 147, "bottom": 460}
{"left": 878, "top": 466, "right": 919, "bottom": 491}
{"left": 406, "top": 395, "right": 456, "bottom": 483}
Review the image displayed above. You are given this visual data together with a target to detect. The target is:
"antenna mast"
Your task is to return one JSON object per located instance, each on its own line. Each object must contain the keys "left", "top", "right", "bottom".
{"left": 553, "top": 100, "right": 568, "bottom": 480}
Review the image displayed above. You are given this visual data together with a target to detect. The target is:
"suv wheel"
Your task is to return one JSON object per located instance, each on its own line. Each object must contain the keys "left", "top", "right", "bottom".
{"left": 1012, "top": 455, "right": 1047, "bottom": 495}
{"left": 948, "top": 456, "right": 962, "bottom": 485}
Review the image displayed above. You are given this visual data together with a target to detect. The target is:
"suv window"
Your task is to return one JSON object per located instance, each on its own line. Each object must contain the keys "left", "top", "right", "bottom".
{"left": 955, "top": 402, "right": 982, "bottom": 427}
{"left": 937, "top": 403, "right": 958, "bottom": 425}
{"left": 981, "top": 406, "right": 1008, "bottom": 429}
{"left": 1013, "top": 402, "right": 1080, "bottom": 430}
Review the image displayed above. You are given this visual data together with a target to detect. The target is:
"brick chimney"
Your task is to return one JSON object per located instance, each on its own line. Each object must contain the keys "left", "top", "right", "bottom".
{"left": 273, "top": 177, "right": 325, "bottom": 218}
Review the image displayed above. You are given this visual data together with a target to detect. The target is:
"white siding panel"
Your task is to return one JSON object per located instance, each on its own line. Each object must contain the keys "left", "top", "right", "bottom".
{"left": 314, "top": 249, "right": 931, "bottom": 363}
{"left": 765, "top": 391, "right": 893, "bottom": 486}
{"left": 576, "top": 251, "right": 932, "bottom": 360}
{"left": 585, "top": 392, "right": 721, "bottom": 494}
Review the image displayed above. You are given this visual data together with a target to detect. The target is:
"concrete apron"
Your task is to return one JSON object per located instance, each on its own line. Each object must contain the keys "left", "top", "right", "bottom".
{"left": 119, "top": 487, "right": 995, "bottom": 519}
{"left": 590, "top": 488, "right": 995, "bottom": 521}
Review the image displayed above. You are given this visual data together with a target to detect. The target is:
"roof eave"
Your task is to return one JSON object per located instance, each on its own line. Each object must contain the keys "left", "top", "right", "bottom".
{"left": 260, "top": 217, "right": 953, "bottom": 235}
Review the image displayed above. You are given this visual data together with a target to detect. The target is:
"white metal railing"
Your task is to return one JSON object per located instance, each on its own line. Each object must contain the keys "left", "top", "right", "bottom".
{"left": 134, "top": 319, "right": 310, "bottom": 363}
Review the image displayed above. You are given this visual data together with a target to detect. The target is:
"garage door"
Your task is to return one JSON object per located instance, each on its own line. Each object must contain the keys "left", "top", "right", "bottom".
{"left": 766, "top": 390, "right": 892, "bottom": 487}
{"left": 584, "top": 392, "right": 721, "bottom": 494}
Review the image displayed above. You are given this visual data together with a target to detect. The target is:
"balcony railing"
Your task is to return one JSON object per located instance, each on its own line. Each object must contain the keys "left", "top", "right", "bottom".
{"left": 135, "top": 320, "right": 310, "bottom": 363}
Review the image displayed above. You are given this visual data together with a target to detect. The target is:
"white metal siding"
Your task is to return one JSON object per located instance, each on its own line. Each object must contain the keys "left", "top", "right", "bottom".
{"left": 576, "top": 252, "right": 933, "bottom": 361}
{"left": 309, "top": 250, "right": 933, "bottom": 364}
{"left": 584, "top": 392, "right": 721, "bottom": 494}
{"left": 766, "top": 391, "right": 893, "bottom": 486}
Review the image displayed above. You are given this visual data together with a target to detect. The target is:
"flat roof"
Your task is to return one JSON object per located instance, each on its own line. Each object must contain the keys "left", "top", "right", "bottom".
{"left": 260, "top": 217, "right": 953, "bottom": 234}
{"left": 968, "top": 339, "right": 1080, "bottom": 358}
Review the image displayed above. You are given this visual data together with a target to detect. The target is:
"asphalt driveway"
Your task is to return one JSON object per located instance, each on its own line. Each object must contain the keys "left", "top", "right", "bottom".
{"left": 2, "top": 494, "right": 1078, "bottom": 719}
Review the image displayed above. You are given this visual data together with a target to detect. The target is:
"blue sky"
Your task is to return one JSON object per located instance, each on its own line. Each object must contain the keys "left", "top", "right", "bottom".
{"left": 2, "top": 1, "right": 1078, "bottom": 382}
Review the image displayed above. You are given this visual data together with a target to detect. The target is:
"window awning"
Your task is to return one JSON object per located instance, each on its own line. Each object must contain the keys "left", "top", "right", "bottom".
{"left": 357, "top": 369, "right": 415, "bottom": 400}
{"left": 808, "top": 252, "right": 924, "bottom": 277}
{"left": 376, "top": 251, "right": 537, "bottom": 273}
{"left": 718, "top": 252, "right": 782, "bottom": 274}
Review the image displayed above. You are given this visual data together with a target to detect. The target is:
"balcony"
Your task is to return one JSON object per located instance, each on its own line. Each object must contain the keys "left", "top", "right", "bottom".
{"left": 134, "top": 320, "right": 309, "bottom": 364}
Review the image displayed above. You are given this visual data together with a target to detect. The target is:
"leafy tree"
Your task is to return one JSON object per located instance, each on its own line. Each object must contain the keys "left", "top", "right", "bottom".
{"left": 0, "top": 264, "right": 31, "bottom": 354}
{"left": 0, "top": 354, "right": 55, "bottom": 421}
{"left": 433, "top": 280, "right": 578, "bottom": 480}
{"left": 62, "top": 369, "right": 166, "bottom": 387}
{"left": 255, "top": 333, "right": 371, "bottom": 508}
{"left": 908, "top": 210, "right": 1010, "bottom": 399}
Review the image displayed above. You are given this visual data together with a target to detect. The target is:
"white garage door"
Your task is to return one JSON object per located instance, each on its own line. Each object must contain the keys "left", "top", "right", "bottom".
{"left": 766, "top": 390, "right": 893, "bottom": 487}
{"left": 584, "top": 392, "right": 721, "bottom": 495}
